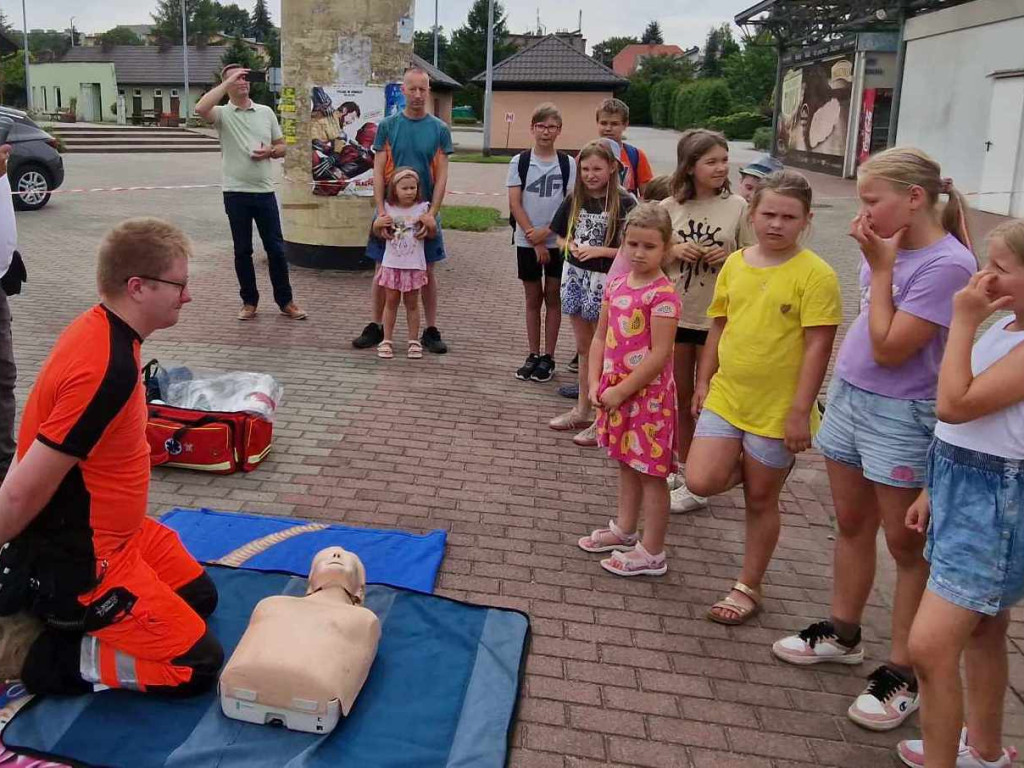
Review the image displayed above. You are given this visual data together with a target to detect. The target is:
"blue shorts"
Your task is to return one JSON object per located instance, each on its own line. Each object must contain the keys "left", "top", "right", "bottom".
{"left": 814, "top": 377, "right": 936, "bottom": 488}
{"left": 366, "top": 216, "right": 447, "bottom": 264}
{"left": 560, "top": 262, "right": 606, "bottom": 323}
{"left": 925, "top": 438, "right": 1024, "bottom": 616}
{"left": 694, "top": 409, "right": 794, "bottom": 470}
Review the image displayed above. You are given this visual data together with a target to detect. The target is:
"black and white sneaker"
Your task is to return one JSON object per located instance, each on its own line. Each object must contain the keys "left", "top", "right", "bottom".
{"left": 516, "top": 354, "right": 540, "bottom": 381}
{"left": 352, "top": 322, "right": 384, "bottom": 349}
{"left": 531, "top": 355, "right": 555, "bottom": 382}
{"left": 848, "top": 665, "right": 919, "bottom": 731}
{"left": 421, "top": 326, "right": 448, "bottom": 354}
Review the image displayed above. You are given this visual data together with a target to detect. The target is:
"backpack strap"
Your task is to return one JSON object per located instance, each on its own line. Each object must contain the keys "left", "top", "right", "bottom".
{"left": 623, "top": 142, "right": 641, "bottom": 193}
{"left": 556, "top": 151, "right": 571, "bottom": 198}
{"left": 517, "top": 149, "right": 532, "bottom": 188}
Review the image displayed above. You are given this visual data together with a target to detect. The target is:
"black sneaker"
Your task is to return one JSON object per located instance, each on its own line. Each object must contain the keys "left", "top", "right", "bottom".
{"left": 516, "top": 354, "right": 540, "bottom": 381}
{"left": 421, "top": 326, "right": 448, "bottom": 354}
{"left": 531, "top": 355, "right": 555, "bottom": 382}
{"left": 567, "top": 354, "right": 579, "bottom": 373}
{"left": 558, "top": 383, "right": 580, "bottom": 399}
{"left": 353, "top": 322, "right": 384, "bottom": 349}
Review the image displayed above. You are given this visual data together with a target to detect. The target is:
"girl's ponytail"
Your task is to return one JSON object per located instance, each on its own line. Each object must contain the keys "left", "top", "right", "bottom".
{"left": 939, "top": 179, "right": 973, "bottom": 253}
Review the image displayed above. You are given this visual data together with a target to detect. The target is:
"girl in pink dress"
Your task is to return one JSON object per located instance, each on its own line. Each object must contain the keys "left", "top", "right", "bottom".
{"left": 577, "top": 203, "right": 681, "bottom": 577}
{"left": 372, "top": 167, "right": 429, "bottom": 360}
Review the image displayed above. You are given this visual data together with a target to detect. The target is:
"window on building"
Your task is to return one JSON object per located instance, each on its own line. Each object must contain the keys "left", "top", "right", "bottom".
{"left": 170, "top": 89, "right": 179, "bottom": 97}
{"left": 42, "top": 87, "right": 47, "bottom": 111}
{"left": 153, "top": 89, "right": 163, "bottom": 97}
{"left": 118, "top": 89, "right": 125, "bottom": 96}
{"left": 133, "top": 89, "right": 142, "bottom": 97}
{"left": 55, "top": 86, "right": 62, "bottom": 110}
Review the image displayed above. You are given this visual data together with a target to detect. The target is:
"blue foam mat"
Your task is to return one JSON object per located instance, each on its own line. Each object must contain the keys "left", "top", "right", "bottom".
{"left": 5, "top": 566, "right": 530, "bottom": 768}
{"left": 160, "top": 508, "right": 446, "bottom": 594}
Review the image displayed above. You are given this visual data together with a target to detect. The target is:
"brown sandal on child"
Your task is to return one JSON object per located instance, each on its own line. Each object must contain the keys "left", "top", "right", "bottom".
{"left": 706, "top": 581, "right": 762, "bottom": 626}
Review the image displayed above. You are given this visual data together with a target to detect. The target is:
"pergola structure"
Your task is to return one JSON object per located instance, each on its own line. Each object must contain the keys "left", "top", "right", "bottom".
{"left": 735, "top": 0, "right": 976, "bottom": 145}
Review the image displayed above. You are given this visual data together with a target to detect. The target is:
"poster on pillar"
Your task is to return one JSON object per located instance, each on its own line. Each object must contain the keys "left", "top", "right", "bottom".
{"left": 777, "top": 55, "right": 854, "bottom": 176}
{"left": 310, "top": 85, "right": 386, "bottom": 197}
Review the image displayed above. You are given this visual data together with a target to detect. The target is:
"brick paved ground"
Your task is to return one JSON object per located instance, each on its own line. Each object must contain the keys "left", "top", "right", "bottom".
{"left": 12, "top": 143, "right": 1024, "bottom": 766}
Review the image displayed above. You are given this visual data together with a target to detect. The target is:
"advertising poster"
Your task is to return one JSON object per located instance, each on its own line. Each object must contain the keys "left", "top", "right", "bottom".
{"left": 777, "top": 56, "right": 854, "bottom": 175}
{"left": 310, "top": 84, "right": 385, "bottom": 197}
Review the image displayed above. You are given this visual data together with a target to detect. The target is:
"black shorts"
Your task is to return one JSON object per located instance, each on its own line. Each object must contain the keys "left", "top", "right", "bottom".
{"left": 516, "top": 247, "right": 564, "bottom": 282}
{"left": 675, "top": 327, "right": 709, "bottom": 345}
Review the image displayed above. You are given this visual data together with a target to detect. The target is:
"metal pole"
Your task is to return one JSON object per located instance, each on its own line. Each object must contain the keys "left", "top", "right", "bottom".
{"left": 770, "top": 37, "right": 785, "bottom": 156}
{"left": 70, "top": 17, "right": 74, "bottom": 47}
{"left": 482, "top": 0, "right": 495, "bottom": 156}
{"left": 181, "top": 0, "right": 191, "bottom": 119}
{"left": 887, "top": 3, "right": 909, "bottom": 146}
{"left": 433, "top": 0, "right": 439, "bottom": 67}
{"left": 22, "top": 0, "right": 31, "bottom": 112}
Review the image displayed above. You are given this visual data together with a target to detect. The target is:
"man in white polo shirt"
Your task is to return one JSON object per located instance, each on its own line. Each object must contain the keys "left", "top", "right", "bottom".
{"left": 196, "top": 64, "right": 305, "bottom": 321}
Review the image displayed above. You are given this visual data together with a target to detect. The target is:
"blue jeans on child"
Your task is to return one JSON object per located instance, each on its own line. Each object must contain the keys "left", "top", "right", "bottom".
{"left": 925, "top": 438, "right": 1024, "bottom": 615}
{"left": 694, "top": 409, "right": 794, "bottom": 470}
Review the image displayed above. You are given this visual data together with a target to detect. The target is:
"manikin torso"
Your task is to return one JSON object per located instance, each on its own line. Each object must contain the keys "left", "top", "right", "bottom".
{"left": 219, "top": 547, "right": 381, "bottom": 722}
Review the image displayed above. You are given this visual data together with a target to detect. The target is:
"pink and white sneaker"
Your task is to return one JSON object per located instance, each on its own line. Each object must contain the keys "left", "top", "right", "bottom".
{"left": 772, "top": 620, "right": 864, "bottom": 666}
{"left": 599, "top": 542, "right": 667, "bottom": 577}
{"left": 848, "top": 665, "right": 918, "bottom": 731}
{"left": 897, "top": 727, "right": 1018, "bottom": 767}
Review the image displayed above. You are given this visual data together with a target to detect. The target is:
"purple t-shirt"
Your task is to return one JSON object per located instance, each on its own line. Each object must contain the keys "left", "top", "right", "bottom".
{"left": 835, "top": 234, "right": 975, "bottom": 400}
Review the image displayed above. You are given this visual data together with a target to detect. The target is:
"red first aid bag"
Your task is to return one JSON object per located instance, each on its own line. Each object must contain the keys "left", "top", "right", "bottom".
{"left": 146, "top": 405, "right": 273, "bottom": 474}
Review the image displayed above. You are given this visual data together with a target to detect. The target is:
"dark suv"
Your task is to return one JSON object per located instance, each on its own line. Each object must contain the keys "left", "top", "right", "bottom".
{"left": 1, "top": 107, "right": 64, "bottom": 211}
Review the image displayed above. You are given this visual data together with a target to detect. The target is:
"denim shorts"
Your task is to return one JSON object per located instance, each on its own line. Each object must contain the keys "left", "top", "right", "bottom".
{"left": 366, "top": 216, "right": 446, "bottom": 264}
{"left": 695, "top": 409, "right": 795, "bottom": 470}
{"left": 925, "top": 438, "right": 1024, "bottom": 615}
{"left": 814, "top": 377, "right": 936, "bottom": 488}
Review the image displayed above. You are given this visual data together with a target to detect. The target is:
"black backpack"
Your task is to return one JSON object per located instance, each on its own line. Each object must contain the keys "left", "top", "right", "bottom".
{"left": 509, "top": 150, "right": 572, "bottom": 240}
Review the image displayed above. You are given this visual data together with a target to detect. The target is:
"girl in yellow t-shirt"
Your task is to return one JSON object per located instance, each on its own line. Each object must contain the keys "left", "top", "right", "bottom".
{"left": 686, "top": 170, "right": 843, "bottom": 626}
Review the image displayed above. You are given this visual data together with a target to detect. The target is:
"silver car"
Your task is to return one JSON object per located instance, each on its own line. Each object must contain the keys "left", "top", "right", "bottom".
{"left": 1, "top": 106, "right": 65, "bottom": 211}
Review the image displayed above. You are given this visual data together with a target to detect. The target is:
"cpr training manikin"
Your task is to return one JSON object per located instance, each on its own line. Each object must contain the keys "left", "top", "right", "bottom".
{"left": 219, "top": 547, "right": 381, "bottom": 734}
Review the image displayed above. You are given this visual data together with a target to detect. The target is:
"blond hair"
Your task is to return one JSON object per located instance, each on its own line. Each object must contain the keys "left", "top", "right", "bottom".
{"left": 97, "top": 219, "right": 191, "bottom": 297}
{"left": 858, "top": 146, "right": 973, "bottom": 252}
{"left": 988, "top": 219, "right": 1024, "bottom": 263}
{"left": 596, "top": 98, "right": 629, "bottom": 123}
{"left": 385, "top": 166, "right": 421, "bottom": 205}
{"left": 642, "top": 174, "right": 673, "bottom": 203}
{"left": 565, "top": 139, "right": 624, "bottom": 249}
{"left": 531, "top": 102, "right": 562, "bottom": 126}
{"left": 750, "top": 169, "right": 813, "bottom": 216}
{"left": 625, "top": 202, "right": 674, "bottom": 263}
{"left": 671, "top": 128, "right": 731, "bottom": 204}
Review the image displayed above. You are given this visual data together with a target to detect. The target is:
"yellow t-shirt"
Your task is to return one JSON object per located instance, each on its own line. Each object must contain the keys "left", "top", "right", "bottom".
{"left": 660, "top": 193, "right": 755, "bottom": 332}
{"left": 703, "top": 248, "right": 843, "bottom": 438}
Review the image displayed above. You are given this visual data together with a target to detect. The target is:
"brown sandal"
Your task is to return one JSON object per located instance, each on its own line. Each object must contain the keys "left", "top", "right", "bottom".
{"left": 706, "top": 581, "right": 762, "bottom": 626}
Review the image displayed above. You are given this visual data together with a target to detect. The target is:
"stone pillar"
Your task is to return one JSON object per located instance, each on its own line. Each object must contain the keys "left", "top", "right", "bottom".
{"left": 280, "top": 0, "right": 415, "bottom": 270}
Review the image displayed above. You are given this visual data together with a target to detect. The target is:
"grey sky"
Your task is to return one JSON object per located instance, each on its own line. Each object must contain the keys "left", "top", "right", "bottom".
{"left": 10, "top": 0, "right": 755, "bottom": 52}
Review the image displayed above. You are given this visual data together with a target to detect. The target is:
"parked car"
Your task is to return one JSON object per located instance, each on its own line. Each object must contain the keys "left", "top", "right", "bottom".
{"left": 0, "top": 106, "right": 64, "bottom": 211}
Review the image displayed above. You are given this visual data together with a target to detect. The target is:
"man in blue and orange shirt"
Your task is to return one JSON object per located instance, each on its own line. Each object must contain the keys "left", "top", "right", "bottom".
{"left": 0, "top": 219, "right": 223, "bottom": 696}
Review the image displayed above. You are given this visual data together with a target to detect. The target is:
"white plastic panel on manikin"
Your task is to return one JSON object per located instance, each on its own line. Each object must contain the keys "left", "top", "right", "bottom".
{"left": 979, "top": 74, "right": 1024, "bottom": 216}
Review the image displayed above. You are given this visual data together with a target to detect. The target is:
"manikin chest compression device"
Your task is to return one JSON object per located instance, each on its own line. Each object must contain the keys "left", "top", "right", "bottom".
{"left": 219, "top": 547, "right": 381, "bottom": 733}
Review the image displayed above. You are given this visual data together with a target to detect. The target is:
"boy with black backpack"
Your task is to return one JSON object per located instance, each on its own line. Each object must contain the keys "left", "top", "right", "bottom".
{"left": 507, "top": 103, "right": 576, "bottom": 383}
{"left": 596, "top": 98, "right": 653, "bottom": 198}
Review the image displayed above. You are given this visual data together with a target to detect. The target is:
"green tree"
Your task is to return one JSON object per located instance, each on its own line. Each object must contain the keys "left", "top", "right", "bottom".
{"left": 591, "top": 35, "right": 638, "bottom": 68}
{"left": 151, "top": 0, "right": 221, "bottom": 46}
{"left": 98, "top": 26, "right": 144, "bottom": 48}
{"left": 635, "top": 54, "right": 693, "bottom": 84}
{"left": 250, "top": 0, "right": 274, "bottom": 42}
{"left": 641, "top": 21, "right": 664, "bottom": 45}
{"left": 218, "top": 37, "right": 272, "bottom": 106}
{"left": 621, "top": 78, "right": 651, "bottom": 125}
{"left": 700, "top": 24, "right": 741, "bottom": 79}
{"left": 649, "top": 78, "right": 680, "bottom": 127}
{"left": 447, "top": 0, "right": 517, "bottom": 114}
{"left": 262, "top": 26, "right": 280, "bottom": 68}
{"left": 414, "top": 29, "right": 450, "bottom": 71}
{"left": 28, "top": 30, "right": 71, "bottom": 61}
{"left": 0, "top": 9, "right": 9, "bottom": 32}
{"left": 0, "top": 48, "right": 26, "bottom": 107}
{"left": 722, "top": 32, "right": 777, "bottom": 112}
{"left": 215, "top": 3, "right": 252, "bottom": 38}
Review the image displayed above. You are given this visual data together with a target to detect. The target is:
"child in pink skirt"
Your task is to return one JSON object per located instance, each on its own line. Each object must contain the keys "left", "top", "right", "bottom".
{"left": 372, "top": 167, "right": 429, "bottom": 359}
{"left": 577, "top": 202, "right": 681, "bottom": 576}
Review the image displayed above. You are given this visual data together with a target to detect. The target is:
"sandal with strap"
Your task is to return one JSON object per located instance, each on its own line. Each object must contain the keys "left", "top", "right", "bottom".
{"left": 578, "top": 519, "right": 638, "bottom": 553}
{"left": 707, "top": 581, "right": 762, "bottom": 625}
{"left": 377, "top": 340, "right": 394, "bottom": 359}
{"left": 600, "top": 542, "right": 668, "bottom": 578}
{"left": 407, "top": 340, "right": 423, "bottom": 359}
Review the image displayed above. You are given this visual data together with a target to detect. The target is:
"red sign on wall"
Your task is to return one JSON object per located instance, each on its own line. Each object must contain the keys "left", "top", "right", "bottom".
{"left": 858, "top": 88, "right": 877, "bottom": 166}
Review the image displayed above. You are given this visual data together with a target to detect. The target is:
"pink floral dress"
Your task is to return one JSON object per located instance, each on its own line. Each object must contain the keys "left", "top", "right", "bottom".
{"left": 596, "top": 274, "right": 680, "bottom": 478}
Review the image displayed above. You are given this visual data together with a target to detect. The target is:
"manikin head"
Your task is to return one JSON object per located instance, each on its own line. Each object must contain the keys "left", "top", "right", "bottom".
{"left": 307, "top": 547, "right": 367, "bottom": 604}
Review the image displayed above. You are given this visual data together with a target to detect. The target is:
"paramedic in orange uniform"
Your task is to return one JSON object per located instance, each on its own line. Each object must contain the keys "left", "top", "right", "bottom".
{"left": 0, "top": 218, "right": 223, "bottom": 695}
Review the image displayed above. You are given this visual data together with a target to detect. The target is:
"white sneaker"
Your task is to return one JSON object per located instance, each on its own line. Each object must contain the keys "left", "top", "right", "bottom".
{"left": 897, "top": 727, "right": 1018, "bottom": 767}
{"left": 848, "top": 665, "right": 918, "bottom": 731}
{"left": 772, "top": 620, "right": 864, "bottom": 666}
{"left": 666, "top": 472, "right": 683, "bottom": 491}
{"left": 669, "top": 481, "right": 707, "bottom": 513}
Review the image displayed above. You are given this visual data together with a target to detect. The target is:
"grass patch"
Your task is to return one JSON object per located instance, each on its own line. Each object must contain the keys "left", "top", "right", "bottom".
{"left": 450, "top": 152, "right": 512, "bottom": 164}
{"left": 440, "top": 205, "right": 505, "bottom": 232}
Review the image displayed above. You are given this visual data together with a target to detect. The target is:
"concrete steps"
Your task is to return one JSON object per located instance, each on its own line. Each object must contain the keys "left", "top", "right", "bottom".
{"left": 47, "top": 124, "right": 221, "bottom": 154}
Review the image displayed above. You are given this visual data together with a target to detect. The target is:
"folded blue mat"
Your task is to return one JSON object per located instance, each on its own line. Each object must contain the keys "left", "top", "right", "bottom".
{"left": 160, "top": 508, "right": 446, "bottom": 594}
{"left": 5, "top": 566, "right": 530, "bottom": 768}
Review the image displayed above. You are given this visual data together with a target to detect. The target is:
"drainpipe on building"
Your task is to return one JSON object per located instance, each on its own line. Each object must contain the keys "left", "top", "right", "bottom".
{"left": 887, "top": 1, "right": 909, "bottom": 146}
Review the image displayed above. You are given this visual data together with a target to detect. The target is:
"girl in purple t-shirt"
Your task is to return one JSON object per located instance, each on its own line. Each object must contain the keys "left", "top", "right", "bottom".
{"left": 772, "top": 148, "right": 975, "bottom": 732}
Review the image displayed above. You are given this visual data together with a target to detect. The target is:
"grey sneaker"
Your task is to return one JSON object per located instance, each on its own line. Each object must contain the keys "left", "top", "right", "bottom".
{"left": 669, "top": 481, "right": 708, "bottom": 513}
{"left": 0, "top": 612, "right": 44, "bottom": 681}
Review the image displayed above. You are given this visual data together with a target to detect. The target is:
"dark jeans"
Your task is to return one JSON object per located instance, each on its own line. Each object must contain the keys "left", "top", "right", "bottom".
{"left": 223, "top": 192, "right": 293, "bottom": 308}
{"left": 0, "top": 292, "right": 16, "bottom": 483}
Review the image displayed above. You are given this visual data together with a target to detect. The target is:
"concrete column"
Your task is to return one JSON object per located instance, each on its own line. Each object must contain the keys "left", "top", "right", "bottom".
{"left": 281, "top": 0, "right": 415, "bottom": 270}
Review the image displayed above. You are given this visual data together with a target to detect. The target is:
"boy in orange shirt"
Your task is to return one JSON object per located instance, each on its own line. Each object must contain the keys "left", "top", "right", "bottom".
{"left": 596, "top": 98, "right": 654, "bottom": 198}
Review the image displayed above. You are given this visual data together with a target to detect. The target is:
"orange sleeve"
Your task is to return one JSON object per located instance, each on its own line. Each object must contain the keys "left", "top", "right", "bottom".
{"left": 637, "top": 149, "right": 654, "bottom": 186}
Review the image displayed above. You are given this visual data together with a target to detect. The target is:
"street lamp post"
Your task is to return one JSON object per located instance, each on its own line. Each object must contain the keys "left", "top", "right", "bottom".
{"left": 433, "top": 0, "right": 439, "bottom": 67}
{"left": 22, "top": 0, "right": 31, "bottom": 111}
{"left": 69, "top": 17, "right": 75, "bottom": 47}
{"left": 481, "top": 0, "right": 494, "bottom": 156}
{"left": 181, "top": 0, "right": 191, "bottom": 120}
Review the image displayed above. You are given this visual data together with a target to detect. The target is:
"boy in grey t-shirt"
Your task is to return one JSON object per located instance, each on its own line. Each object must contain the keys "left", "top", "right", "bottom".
{"left": 507, "top": 103, "right": 576, "bottom": 383}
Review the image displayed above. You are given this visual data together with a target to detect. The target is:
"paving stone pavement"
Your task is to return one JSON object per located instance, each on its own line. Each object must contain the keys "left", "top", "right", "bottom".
{"left": 11, "top": 149, "right": 1024, "bottom": 767}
